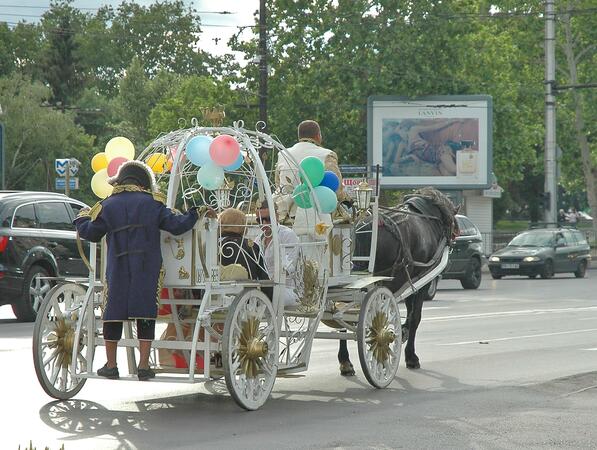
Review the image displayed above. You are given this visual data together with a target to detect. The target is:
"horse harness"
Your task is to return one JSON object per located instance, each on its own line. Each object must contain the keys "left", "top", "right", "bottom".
{"left": 376, "top": 201, "right": 449, "bottom": 294}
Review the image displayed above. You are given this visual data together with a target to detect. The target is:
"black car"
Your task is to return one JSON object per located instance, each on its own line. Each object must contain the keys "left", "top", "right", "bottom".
{"left": 423, "top": 214, "right": 484, "bottom": 300}
{"left": 0, "top": 191, "right": 89, "bottom": 321}
{"left": 488, "top": 227, "right": 591, "bottom": 279}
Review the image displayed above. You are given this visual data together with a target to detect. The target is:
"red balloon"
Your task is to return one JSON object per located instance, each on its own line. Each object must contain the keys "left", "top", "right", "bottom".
{"left": 107, "top": 156, "right": 129, "bottom": 177}
{"left": 209, "top": 135, "right": 240, "bottom": 167}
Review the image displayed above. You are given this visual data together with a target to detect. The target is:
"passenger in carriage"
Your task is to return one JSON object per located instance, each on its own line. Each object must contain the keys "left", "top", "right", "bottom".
{"left": 255, "top": 201, "right": 301, "bottom": 306}
{"left": 74, "top": 160, "right": 200, "bottom": 381}
{"left": 218, "top": 208, "right": 268, "bottom": 280}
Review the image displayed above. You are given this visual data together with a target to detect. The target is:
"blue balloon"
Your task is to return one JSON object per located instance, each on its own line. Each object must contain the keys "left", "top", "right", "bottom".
{"left": 320, "top": 171, "right": 339, "bottom": 192}
{"left": 186, "top": 135, "right": 213, "bottom": 167}
{"left": 224, "top": 152, "right": 244, "bottom": 171}
{"left": 196, "top": 162, "right": 225, "bottom": 190}
{"left": 313, "top": 186, "right": 337, "bottom": 214}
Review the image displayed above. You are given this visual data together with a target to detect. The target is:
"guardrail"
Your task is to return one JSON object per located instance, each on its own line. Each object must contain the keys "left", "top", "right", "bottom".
{"left": 481, "top": 230, "right": 597, "bottom": 257}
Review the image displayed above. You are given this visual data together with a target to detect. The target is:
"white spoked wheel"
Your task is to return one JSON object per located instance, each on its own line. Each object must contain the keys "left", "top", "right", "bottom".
{"left": 357, "top": 286, "right": 401, "bottom": 389}
{"left": 33, "top": 283, "right": 92, "bottom": 399}
{"left": 222, "top": 289, "right": 279, "bottom": 410}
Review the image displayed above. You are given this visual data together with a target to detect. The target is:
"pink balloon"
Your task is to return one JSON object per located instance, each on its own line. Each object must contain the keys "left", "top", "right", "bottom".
{"left": 107, "top": 156, "right": 129, "bottom": 177}
{"left": 209, "top": 135, "right": 240, "bottom": 167}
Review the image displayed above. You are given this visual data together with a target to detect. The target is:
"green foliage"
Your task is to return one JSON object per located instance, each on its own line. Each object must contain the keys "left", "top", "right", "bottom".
{"left": 0, "top": 74, "right": 95, "bottom": 204}
{"left": 148, "top": 76, "right": 251, "bottom": 137}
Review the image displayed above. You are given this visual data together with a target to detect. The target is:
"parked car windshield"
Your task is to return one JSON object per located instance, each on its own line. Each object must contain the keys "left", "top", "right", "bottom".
{"left": 509, "top": 231, "right": 554, "bottom": 247}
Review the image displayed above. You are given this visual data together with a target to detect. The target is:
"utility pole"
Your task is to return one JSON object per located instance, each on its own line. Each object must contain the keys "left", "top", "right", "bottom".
{"left": 258, "top": 0, "right": 268, "bottom": 130}
{"left": 544, "top": 0, "right": 557, "bottom": 223}
{"left": 65, "top": 159, "right": 71, "bottom": 197}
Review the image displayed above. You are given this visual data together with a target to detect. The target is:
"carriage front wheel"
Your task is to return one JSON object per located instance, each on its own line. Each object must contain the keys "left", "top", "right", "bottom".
{"left": 222, "top": 289, "right": 279, "bottom": 410}
{"left": 33, "top": 283, "right": 92, "bottom": 399}
{"left": 357, "top": 286, "right": 401, "bottom": 388}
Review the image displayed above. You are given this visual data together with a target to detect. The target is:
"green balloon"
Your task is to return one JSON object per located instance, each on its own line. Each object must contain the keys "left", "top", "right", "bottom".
{"left": 299, "top": 156, "right": 325, "bottom": 187}
{"left": 293, "top": 183, "right": 312, "bottom": 209}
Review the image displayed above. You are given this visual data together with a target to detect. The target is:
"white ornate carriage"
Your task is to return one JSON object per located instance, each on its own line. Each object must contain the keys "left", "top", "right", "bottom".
{"left": 32, "top": 121, "right": 448, "bottom": 410}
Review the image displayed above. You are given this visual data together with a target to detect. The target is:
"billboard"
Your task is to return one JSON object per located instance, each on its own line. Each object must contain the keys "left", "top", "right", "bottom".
{"left": 368, "top": 95, "right": 492, "bottom": 189}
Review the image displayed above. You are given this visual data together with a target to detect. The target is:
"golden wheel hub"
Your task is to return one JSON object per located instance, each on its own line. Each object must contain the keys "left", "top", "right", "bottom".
{"left": 366, "top": 311, "right": 396, "bottom": 363}
{"left": 47, "top": 317, "right": 75, "bottom": 368}
{"left": 237, "top": 316, "right": 269, "bottom": 378}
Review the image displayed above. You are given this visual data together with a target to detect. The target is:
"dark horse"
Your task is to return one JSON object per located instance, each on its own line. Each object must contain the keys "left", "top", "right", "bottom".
{"left": 339, "top": 187, "right": 457, "bottom": 373}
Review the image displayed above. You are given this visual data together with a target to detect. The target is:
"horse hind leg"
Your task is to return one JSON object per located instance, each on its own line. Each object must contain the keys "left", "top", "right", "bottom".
{"left": 338, "top": 337, "right": 355, "bottom": 376}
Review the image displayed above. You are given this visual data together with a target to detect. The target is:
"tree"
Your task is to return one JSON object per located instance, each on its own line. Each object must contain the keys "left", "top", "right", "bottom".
{"left": 77, "top": 0, "right": 215, "bottom": 95}
{"left": 557, "top": 0, "right": 596, "bottom": 237}
{"left": 232, "top": 0, "right": 545, "bottom": 187}
{"left": 148, "top": 75, "right": 246, "bottom": 137}
{"left": 0, "top": 74, "right": 95, "bottom": 204}
{"left": 39, "top": 0, "right": 87, "bottom": 106}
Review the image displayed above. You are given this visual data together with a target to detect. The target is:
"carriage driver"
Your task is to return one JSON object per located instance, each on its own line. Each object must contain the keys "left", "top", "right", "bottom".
{"left": 275, "top": 120, "right": 349, "bottom": 229}
{"left": 74, "top": 160, "right": 200, "bottom": 381}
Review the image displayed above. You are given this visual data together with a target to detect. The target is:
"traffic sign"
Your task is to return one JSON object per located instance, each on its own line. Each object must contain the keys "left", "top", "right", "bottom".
{"left": 339, "top": 164, "right": 368, "bottom": 174}
{"left": 55, "top": 159, "right": 79, "bottom": 176}
{"left": 55, "top": 177, "right": 79, "bottom": 190}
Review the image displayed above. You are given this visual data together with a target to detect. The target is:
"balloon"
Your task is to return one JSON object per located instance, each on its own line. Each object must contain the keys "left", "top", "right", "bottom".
{"left": 299, "top": 156, "right": 324, "bottom": 187}
{"left": 293, "top": 184, "right": 312, "bottom": 209}
{"left": 313, "top": 186, "right": 337, "bottom": 213}
{"left": 146, "top": 153, "right": 168, "bottom": 174}
{"left": 224, "top": 152, "right": 244, "bottom": 171}
{"left": 320, "top": 171, "right": 340, "bottom": 192}
{"left": 107, "top": 156, "right": 129, "bottom": 177}
{"left": 105, "top": 137, "right": 135, "bottom": 161}
{"left": 91, "top": 152, "right": 108, "bottom": 173}
{"left": 186, "top": 135, "right": 213, "bottom": 167}
{"left": 196, "top": 162, "right": 225, "bottom": 190}
{"left": 209, "top": 134, "right": 240, "bottom": 167}
{"left": 91, "top": 169, "right": 113, "bottom": 199}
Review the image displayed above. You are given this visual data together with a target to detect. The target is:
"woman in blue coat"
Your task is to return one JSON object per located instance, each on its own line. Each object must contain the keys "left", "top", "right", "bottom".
{"left": 75, "top": 160, "right": 199, "bottom": 380}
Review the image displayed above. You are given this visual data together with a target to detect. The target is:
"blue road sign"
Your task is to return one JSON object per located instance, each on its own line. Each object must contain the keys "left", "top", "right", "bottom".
{"left": 55, "top": 159, "right": 69, "bottom": 176}
{"left": 55, "top": 177, "right": 79, "bottom": 190}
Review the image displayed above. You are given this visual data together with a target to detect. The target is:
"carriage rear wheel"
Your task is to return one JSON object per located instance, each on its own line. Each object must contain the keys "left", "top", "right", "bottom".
{"left": 222, "top": 289, "right": 279, "bottom": 410}
{"left": 357, "top": 286, "right": 401, "bottom": 388}
{"left": 33, "top": 283, "right": 92, "bottom": 399}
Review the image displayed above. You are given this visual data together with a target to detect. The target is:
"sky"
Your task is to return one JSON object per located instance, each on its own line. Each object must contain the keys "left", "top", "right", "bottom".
{"left": 0, "top": 0, "right": 259, "bottom": 57}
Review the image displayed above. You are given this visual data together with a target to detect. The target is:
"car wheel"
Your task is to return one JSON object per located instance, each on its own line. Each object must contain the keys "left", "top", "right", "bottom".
{"left": 12, "top": 265, "right": 53, "bottom": 322}
{"left": 540, "top": 259, "right": 554, "bottom": 279}
{"left": 421, "top": 276, "right": 439, "bottom": 301}
{"left": 528, "top": 274, "right": 538, "bottom": 279}
{"left": 461, "top": 257, "right": 482, "bottom": 289}
{"left": 574, "top": 260, "right": 587, "bottom": 278}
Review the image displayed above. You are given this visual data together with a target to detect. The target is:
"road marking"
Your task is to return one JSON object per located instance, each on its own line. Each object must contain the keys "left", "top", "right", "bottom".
{"left": 424, "top": 306, "right": 597, "bottom": 322}
{"left": 438, "top": 328, "right": 597, "bottom": 346}
{"left": 423, "top": 306, "right": 450, "bottom": 310}
{"left": 581, "top": 348, "right": 597, "bottom": 351}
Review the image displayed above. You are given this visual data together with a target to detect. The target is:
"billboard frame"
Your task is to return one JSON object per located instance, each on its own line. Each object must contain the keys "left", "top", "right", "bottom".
{"left": 367, "top": 95, "right": 493, "bottom": 190}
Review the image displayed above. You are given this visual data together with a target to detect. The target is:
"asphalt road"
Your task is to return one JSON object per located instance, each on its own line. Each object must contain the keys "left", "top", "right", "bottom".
{"left": 1, "top": 272, "right": 596, "bottom": 450}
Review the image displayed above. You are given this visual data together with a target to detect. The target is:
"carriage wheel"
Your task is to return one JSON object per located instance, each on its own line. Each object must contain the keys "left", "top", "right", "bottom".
{"left": 222, "top": 289, "right": 279, "bottom": 410}
{"left": 357, "top": 286, "right": 401, "bottom": 388}
{"left": 33, "top": 283, "right": 93, "bottom": 399}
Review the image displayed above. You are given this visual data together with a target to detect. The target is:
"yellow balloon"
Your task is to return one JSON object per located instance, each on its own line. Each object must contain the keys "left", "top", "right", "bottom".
{"left": 105, "top": 137, "right": 135, "bottom": 161}
{"left": 91, "top": 169, "right": 113, "bottom": 199}
{"left": 91, "top": 152, "right": 108, "bottom": 173}
{"left": 146, "top": 153, "right": 168, "bottom": 174}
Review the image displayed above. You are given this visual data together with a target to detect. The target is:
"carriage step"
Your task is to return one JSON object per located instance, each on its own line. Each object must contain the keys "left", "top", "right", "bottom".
{"left": 78, "top": 373, "right": 214, "bottom": 383}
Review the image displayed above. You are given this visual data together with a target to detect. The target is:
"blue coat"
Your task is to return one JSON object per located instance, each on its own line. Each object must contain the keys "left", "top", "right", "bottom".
{"left": 74, "top": 190, "right": 198, "bottom": 321}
